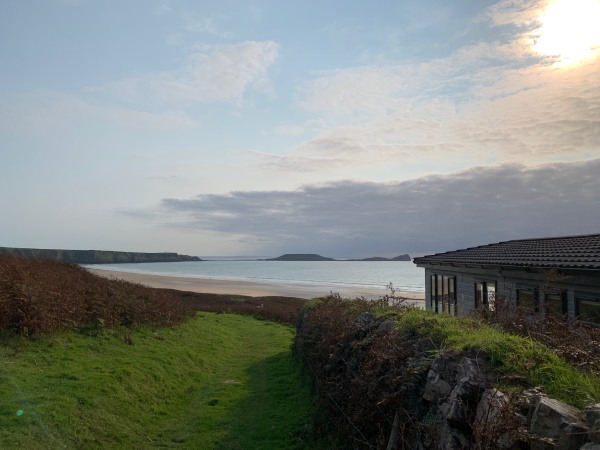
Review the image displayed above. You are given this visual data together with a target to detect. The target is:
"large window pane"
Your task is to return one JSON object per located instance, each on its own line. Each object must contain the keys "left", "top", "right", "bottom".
{"left": 545, "top": 291, "right": 566, "bottom": 318}
{"left": 487, "top": 283, "right": 496, "bottom": 312}
{"left": 449, "top": 277, "right": 456, "bottom": 315}
{"left": 475, "top": 282, "right": 484, "bottom": 309}
{"left": 430, "top": 275, "right": 436, "bottom": 309}
{"left": 475, "top": 281, "right": 495, "bottom": 311}
{"left": 576, "top": 293, "right": 600, "bottom": 325}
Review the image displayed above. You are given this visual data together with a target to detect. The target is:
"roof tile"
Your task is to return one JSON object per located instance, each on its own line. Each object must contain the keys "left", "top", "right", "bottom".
{"left": 413, "top": 234, "right": 600, "bottom": 270}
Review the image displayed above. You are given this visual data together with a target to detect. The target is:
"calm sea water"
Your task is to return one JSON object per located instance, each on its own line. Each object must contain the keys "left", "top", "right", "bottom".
{"left": 86, "top": 259, "right": 425, "bottom": 294}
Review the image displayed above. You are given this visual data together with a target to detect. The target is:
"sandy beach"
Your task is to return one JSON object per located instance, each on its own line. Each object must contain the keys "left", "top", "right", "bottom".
{"left": 87, "top": 267, "right": 425, "bottom": 303}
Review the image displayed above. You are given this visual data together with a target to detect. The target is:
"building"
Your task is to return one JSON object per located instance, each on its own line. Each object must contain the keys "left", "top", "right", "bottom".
{"left": 413, "top": 234, "right": 600, "bottom": 324}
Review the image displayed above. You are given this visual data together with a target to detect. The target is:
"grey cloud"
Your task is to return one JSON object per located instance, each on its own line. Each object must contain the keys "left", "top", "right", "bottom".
{"left": 155, "top": 159, "right": 600, "bottom": 256}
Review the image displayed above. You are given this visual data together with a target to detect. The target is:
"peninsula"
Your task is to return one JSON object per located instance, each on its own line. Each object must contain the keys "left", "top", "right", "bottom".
{"left": 0, "top": 247, "right": 201, "bottom": 264}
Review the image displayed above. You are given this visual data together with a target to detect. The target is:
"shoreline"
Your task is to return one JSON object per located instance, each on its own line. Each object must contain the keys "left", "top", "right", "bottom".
{"left": 87, "top": 267, "right": 425, "bottom": 303}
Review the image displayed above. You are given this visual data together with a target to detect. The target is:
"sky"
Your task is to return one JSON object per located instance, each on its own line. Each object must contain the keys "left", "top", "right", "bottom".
{"left": 1, "top": 0, "right": 600, "bottom": 257}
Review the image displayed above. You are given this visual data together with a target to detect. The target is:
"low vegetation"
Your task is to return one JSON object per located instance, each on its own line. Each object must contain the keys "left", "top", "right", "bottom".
{"left": 474, "top": 298, "right": 600, "bottom": 376}
{"left": 0, "top": 254, "right": 306, "bottom": 336}
{"left": 1, "top": 314, "right": 330, "bottom": 449}
{"left": 0, "top": 254, "right": 194, "bottom": 335}
{"left": 295, "top": 296, "right": 600, "bottom": 448}
{"left": 0, "top": 254, "right": 331, "bottom": 448}
{"left": 5, "top": 253, "right": 600, "bottom": 448}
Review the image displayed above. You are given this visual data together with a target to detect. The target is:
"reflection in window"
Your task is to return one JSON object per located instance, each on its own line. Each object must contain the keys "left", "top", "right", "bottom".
{"left": 544, "top": 290, "right": 566, "bottom": 318}
{"left": 517, "top": 289, "right": 537, "bottom": 310}
{"left": 475, "top": 281, "right": 496, "bottom": 311}
{"left": 430, "top": 274, "right": 456, "bottom": 315}
{"left": 430, "top": 275, "right": 436, "bottom": 311}
{"left": 576, "top": 292, "right": 600, "bottom": 325}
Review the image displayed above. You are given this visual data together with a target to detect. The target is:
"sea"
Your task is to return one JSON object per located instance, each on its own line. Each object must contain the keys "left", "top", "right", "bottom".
{"left": 85, "top": 258, "right": 425, "bottom": 295}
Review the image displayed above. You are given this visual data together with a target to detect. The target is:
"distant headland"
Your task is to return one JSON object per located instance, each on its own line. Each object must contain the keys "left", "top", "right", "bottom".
{"left": 0, "top": 247, "right": 201, "bottom": 264}
{"left": 263, "top": 254, "right": 336, "bottom": 261}
{"left": 261, "top": 253, "right": 411, "bottom": 261}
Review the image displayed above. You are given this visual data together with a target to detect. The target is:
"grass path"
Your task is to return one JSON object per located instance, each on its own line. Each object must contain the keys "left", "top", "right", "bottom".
{"left": 0, "top": 313, "right": 328, "bottom": 449}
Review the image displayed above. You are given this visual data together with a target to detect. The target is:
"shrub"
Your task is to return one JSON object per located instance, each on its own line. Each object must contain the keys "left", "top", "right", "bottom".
{"left": 0, "top": 254, "right": 193, "bottom": 335}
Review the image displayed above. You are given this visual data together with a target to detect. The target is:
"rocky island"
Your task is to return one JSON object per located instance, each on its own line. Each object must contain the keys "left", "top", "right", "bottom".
{"left": 262, "top": 253, "right": 411, "bottom": 261}
{"left": 263, "top": 253, "right": 336, "bottom": 261}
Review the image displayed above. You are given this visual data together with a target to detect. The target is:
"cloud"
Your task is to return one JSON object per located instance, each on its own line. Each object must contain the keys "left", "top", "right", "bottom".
{"left": 183, "top": 13, "right": 235, "bottom": 39}
{"left": 128, "top": 158, "right": 600, "bottom": 256}
{"left": 268, "top": 1, "right": 600, "bottom": 175}
{"left": 96, "top": 40, "right": 279, "bottom": 107}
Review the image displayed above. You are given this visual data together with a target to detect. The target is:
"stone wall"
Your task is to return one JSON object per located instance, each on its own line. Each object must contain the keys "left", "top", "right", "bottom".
{"left": 410, "top": 351, "right": 599, "bottom": 449}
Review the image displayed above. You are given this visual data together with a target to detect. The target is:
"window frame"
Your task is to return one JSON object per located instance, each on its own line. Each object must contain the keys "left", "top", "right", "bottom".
{"left": 430, "top": 273, "right": 456, "bottom": 315}
{"left": 475, "top": 280, "right": 497, "bottom": 311}
{"left": 543, "top": 289, "right": 567, "bottom": 318}
{"left": 516, "top": 286, "right": 539, "bottom": 312}
{"left": 575, "top": 291, "right": 600, "bottom": 325}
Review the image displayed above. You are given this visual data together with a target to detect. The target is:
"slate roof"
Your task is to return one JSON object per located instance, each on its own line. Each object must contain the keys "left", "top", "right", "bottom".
{"left": 413, "top": 234, "right": 600, "bottom": 270}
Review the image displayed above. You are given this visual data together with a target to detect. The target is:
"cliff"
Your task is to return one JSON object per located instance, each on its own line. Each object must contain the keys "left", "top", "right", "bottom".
{"left": 0, "top": 247, "right": 201, "bottom": 264}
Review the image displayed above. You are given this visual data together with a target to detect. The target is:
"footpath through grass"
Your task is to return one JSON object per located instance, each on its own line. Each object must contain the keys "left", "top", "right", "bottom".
{"left": 0, "top": 313, "right": 330, "bottom": 449}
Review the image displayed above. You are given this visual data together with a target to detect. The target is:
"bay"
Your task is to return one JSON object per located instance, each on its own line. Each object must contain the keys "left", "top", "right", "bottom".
{"left": 85, "top": 259, "right": 425, "bottom": 294}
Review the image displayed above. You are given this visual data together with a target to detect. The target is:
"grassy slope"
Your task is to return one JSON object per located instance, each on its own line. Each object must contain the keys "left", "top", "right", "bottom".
{"left": 0, "top": 314, "right": 328, "bottom": 449}
{"left": 387, "top": 307, "right": 600, "bottom": 408}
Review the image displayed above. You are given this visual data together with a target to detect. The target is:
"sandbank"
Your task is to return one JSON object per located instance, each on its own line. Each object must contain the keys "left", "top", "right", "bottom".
{"left": 87, "top": 267, "right": 425, "bottom": 304}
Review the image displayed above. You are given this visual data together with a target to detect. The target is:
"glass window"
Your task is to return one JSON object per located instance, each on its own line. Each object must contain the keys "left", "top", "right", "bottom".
{"left": 475, "top": 282, "right": 484, "bottom": 309}
{"left": 576, "top": 292, "right": 600, "bottom": 325}
{"left": 487, "top": 283, "right": 496, "bottom": 312}
{"left": 517, "top": 289, "right": 536, "bottom": 310}
{"left": 430, "top": 274, "right": 456, "bottom": 315}
{"left": 448, "top": 277, "right": 456, "bottom": 316}
{"left": 475, "top": 281, "right": 496, "bottom": 311}
{"left": 544, "top": 291, "right": 566, "bottom": 318}
{"left": 430, "top": 275, "right": 436, "bottom": 310}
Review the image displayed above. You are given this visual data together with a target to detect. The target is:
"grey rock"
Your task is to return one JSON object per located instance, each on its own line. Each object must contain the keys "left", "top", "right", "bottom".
{"left": 585, "top": 404, "right": 600, "bottom": 444}
{"left": 444, "top": 358, "right": 487, "bottom": 429}
{"left": 476, "top": 388, "right": 509, "bottom": 425}
{"left": 474, "top": 389, "right": 520, "bottom": 449}
{"left": 437, "top": 421, "right": 469, "bottom": 450}
{"left": 530, "top": 436, "right": 557, "bottom": 450}
{"left": 453, "top": 357, "right": 486, "bottom": 400}
{"left": 556, "top": 422, "right": 588, "bottom": 450}
{"left": 580, "top": 443, "right": 600, "bottom": 449}
{"left": 357, "top": 312, "right": 376, "bottom": 327}
{"left": 423, "top": 369, "right": 452, "bottom": 403}
{"left": 377, "top": 319, "right": 396, "bottom": 335}
{"left": 530, "top": 396, "right": 585, "bottom": 439}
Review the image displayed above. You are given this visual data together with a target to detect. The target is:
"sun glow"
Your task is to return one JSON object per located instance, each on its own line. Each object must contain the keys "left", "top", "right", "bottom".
{"left": 533, "top": 0, "right": 600, "bottom": 66}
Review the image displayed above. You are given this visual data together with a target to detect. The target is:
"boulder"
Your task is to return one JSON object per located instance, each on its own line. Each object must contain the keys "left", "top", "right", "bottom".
{"left": 585, "top": 404, "right": 600, "bottom": 444}
{"left": 530, "top": 396, "right": 585, "bottom": 439}
{"left": 377, "top": 319, "right": 396, "bottom": 336}
{"left": 423, "top": 369, "right": 452, "bottom": 403}
{"left": 555, "top": 422, "right": 588, "bottom": 450}
{"left": 357, "top": 312, "right": 376, "bottom": 328}
{"left": 580, "top": 444, "right": 600, "bottom": 450}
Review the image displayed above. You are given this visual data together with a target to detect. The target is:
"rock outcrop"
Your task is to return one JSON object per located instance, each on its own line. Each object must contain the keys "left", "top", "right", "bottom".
{"left": 295, "top": 300, "right": 597, "bottom": 449}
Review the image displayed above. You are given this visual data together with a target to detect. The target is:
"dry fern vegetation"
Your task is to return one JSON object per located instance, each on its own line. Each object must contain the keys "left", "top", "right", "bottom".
{"left": 0, "top": 254, "right": 331, "bottom": 449}
{"left": 0, "top": 253, "right": 306, "bottom": 336}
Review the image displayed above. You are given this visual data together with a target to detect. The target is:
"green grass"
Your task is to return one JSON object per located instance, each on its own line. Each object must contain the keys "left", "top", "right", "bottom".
{"left": 0, "top": 313, "right": 329, "bottom": 449}
{"left": 391, "top": 308, "right": 600, "bottom": 408}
